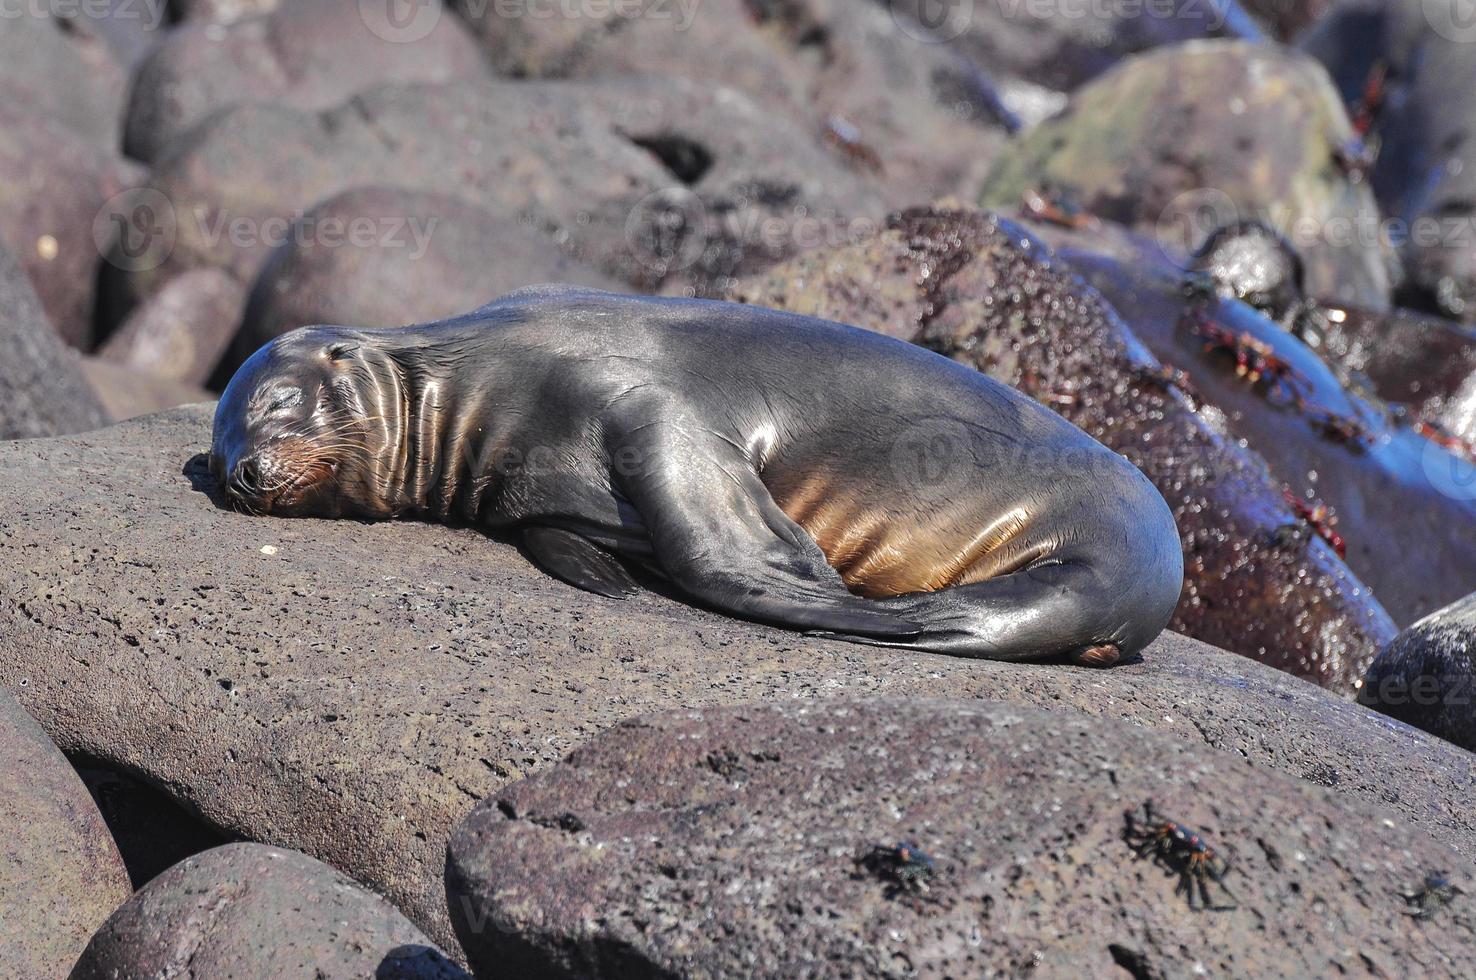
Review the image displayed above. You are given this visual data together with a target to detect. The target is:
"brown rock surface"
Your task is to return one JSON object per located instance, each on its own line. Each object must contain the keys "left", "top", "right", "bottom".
{"left": 234, "top": 186, "right": 622, "bottom": 365}
{"left": 99, "top": 268, "right": 247, "bottom": 384}
{"left": 0, "top": 405, "right": 1470, "bottom": 955}
{"left": 124, "top": 0, "right": 491, "bottom": 163}
{"left": 71, "top": 843, "right": 469, "bottom": 980}
{"left": 0, "top": 688, "right": 130, "bottom": 979}
{"left": 448, "top": 698, "right": 1476, "bottom": 978}
{"left": 0, "top": 242, "right": 108, "bottom": 439}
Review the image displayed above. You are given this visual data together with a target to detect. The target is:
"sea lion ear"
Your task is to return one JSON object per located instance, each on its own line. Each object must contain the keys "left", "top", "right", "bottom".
{"left": 326, "top": 342, "right": 358, "bottom": 361}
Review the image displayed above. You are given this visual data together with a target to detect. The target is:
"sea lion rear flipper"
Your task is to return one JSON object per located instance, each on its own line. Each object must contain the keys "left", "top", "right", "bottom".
{"left": 521, "top": 526, "right": 640, "bottom": 599}
{"left": 607, "top": 418, "right": 921, "bottom": 640}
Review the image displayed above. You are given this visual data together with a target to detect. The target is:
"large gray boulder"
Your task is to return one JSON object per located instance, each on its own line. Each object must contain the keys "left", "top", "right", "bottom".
{"left": 124, "top": 0, "right": 491, "bottom": 163}
{"left": 71, "top": 843, "right": 468, "bottom": 980}
{"left": 0, "top": 10, "right": 127, "bottom": 152}
{"left": 0, "top": 688, "right": 131, "bottom": 979}
{"left": 1, "top": 405, "right": 1474, "bottom": 956}
{"left": 0, "top": 242, "right": 107, "bottom": 439}
{"left": 448, "top": 698, "right": 1476, "bottom": 978}
{"left": 1361, "top": 592, "right": 1476, "bottom": 752}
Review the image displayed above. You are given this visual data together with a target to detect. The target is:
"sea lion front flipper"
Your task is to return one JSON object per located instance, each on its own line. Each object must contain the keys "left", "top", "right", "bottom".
{"left": 521, "top": 526, "right": 640, "bottom": 599}
{"left": 607, "top": 419, "right": 922, "bottom": 640}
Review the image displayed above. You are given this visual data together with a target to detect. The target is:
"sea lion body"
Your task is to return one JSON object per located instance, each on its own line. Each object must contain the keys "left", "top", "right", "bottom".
{"left": 211, "top": 285, "right": 1183, "bottom": 663}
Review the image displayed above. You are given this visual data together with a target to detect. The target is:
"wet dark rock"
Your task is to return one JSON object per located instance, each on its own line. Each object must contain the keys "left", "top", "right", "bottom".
{"left": 1065, "top": 248, "right": 1476, "bottom": 625}
{"left": 100, "top": 268, "right": 247, "bottom": 385}
{"left": 233, "top": 187, "right": 621, "bottom": 371}
{"left": 733, "top": 207, "right": 1395, "bottom": 690}
{"left": 1312, "top": 304, "right": 1476, "bottom": 443}
{"left": 888, "top": 0, "right": 1263, "bottom": 92}
{"left": 1303, "top": 0, "right": 1476, "bottom": 323}
{"left": 81, "top": 358, "right": 212, "bottom": 423}
{"left": 448, "top": 698, "right": 1476, "bottom": 979}
{"left": 124, "top": 0, "right": 491, "bottom": 163}
{"left": 0, "top": 104, "right": 144, "bottom": 350}
{"left": 3, "top": 405, "right": 1468, "bottom": 954}
{"left": 0, "top": 689, "right": 131, "bottom": 979}
{"left": 70, "top": 843, "right": 469, "bottom": 980}
{"left": 0, "top": 241, "right": 108, "bottom": 439}
{"left": 120, "top": 77, "right": 878, "bottom": 313}
{"left": 981, "top": 40, "right": 1392, "bottom": 309}
{"left": 451, "top": 0, "right": 1011, "bottom": 203}
{"left": 1361, "top": 591, "right": 1476, "bottom": 752}
{"left": 75, "top": 760, "right": 233, "bottom": 889}
{"left": 0, "top": 9, "right": 128, "bottom": 152}
{"left": 1189, "top": 220, "right": 1308, "bottom": 321}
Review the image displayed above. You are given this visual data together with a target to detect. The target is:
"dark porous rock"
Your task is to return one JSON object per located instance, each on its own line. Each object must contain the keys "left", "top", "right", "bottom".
{"left": 99, "top": 268, "right": 247, "bottom": 385}
{"left": 122, "top": 77, "right": 878, "bottom": 314}
{"left": 1361, "top": 592, "right": 1476, "bottom": 752}
{"left": 0, "top": 688, "right": 131, "bottom": 979}
{"left": 452, "top": 0, "right": 1011, "bottom": 203}
{"left": 1302, "top": 0, "right": 1476, "bottom": 323}
{"left": 0, "top": 242, "right": 108, "bottom": 439}
{"left": 81, "top": 359, "right": 212, "bottom": 423}
{"left": 1313, "top": 304, "right": 1476, "bottom": 443}
{"left": 0, "top": 104, "right": 144, "bottom": 350}
{"left": 235, "top": 186, "right": 621, "bottom": 365}
{"left": 981, "top": 40, "right": 1392, "bottom": 309}
{"left": 448, "top": 698, "right": 1476, "bottom": 979}
{"left": 4, "top": 406, "right": 1472, "bottom": 952}
{"left": 733, "top": 207, "right": 1395, "bottom": 690}
{"left": 70, "top": 843, "right": 469, "bottom": 980}
{"left": 1064, "top": 249, "right": 1476, "bottom": 625}
{"left": 0, "top": 9, "right": 127, "bottom": 152}
{"left": 124, "top": 0, "right": 490, "bottom": 163}
{"left": 888, "top": 0, "right": 1264, "bottom": 93}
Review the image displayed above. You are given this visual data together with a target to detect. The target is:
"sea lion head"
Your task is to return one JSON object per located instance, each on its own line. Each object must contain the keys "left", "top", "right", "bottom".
{"left": 211, "top": 327, "right": 398, "bottom": 519}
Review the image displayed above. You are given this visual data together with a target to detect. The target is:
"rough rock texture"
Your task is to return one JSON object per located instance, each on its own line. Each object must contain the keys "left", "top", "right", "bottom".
{"left": 1066, "top": 250, "right": 1476, "bottom": 625}
{"left": 0, "top": 242, "right": 108, "bottom": 439}
{"left": 0, "top": 688, "right": 131, "bottom": 979}
{"left": 452, "top": 0, "right": 1011, "bottom": 203}
{"left": 1314, "top": 304, "right": 1476, "bottom": 443}
{"left": 233, "top": 186, "right": 622, "bottom": 370}
{"left": 119, "top": 77, "right": 879, "bottom": 313}
{"left": 888, "top": 0, "right": 1264, "bottom": 92}
{"left": 70, "top": 844, "right": 469, "bottom": 980}
{"left": 100, "top": 268, "right": 247, "bottom": 384}
{"left": 0, "top": 10, "right": 128, "bottom": 152}
{"left": 80, "top": 359, "right": 212, "bottom": 424}
{"left": 0, "top": 104, "right": 143, "bottom": 349}
{"left": 1303, "top": 0, "right": 1476, "bottom": 321}
{"left": 732, "top": 208, "right": 1395, "bottom": 688}
{"left": 1361, "top": 591, "right": 1476, "bottom": 753}
{"left": 449, "top": 698, "right": 1476, "bottom": 979}
{"left": 124, "top": 0, "right": 491, "bottom": 163}
{"left": 1, "top": 405, "right": 1471, "bottom": 955}
{"left": 981, "top": 40, "right": 1391, "bottom": 309}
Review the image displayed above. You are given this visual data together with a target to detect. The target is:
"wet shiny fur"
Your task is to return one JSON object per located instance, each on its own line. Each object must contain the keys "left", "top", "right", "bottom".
{"left": 211, "top": 285, "right": 1183, "bottom": 663}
